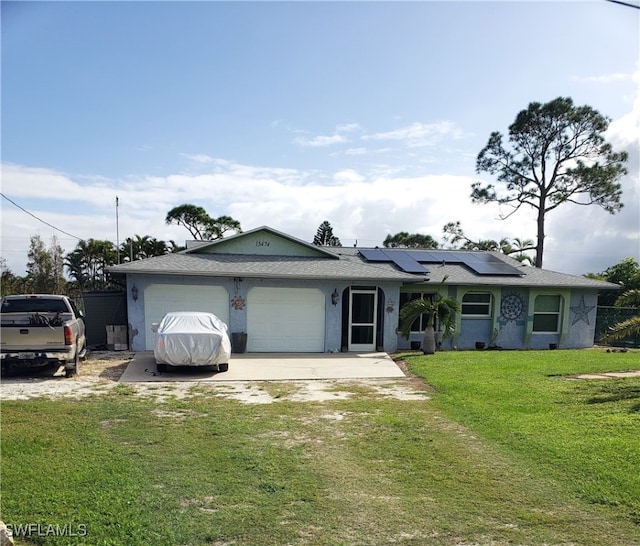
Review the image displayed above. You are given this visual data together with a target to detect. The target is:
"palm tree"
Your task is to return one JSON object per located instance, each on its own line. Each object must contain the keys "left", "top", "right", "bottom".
{"left": 65, "top": 239, "right": 117, "bottom": 291}
{"left": 509, "top": 237, "right": 535, "bottom": 265}
{"left": 398, "top": 282, "right": 460, "bottom": 355}
{"left": 602, "top": 289, "right": 640, "bottom": 344}
{"left": 120, "top": 235, "right": 169, "bottom": 261}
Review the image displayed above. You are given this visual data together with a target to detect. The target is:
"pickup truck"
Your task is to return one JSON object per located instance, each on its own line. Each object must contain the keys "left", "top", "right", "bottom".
{"left": 0, "top": 294, "right": 87, "bottom": 377}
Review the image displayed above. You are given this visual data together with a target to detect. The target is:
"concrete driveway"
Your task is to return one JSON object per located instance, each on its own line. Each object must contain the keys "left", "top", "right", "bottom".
{"left": 119, "top": 351, "right": 405, "bottom": 382}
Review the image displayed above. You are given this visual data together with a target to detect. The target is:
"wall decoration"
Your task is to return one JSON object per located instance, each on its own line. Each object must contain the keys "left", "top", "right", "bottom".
{"left": 231, "top": 295, "right": 246, "bottom": 310}
{"left": 570, "top": 295, "right": 595, "bottom": 325}
{"left": 500, "top": 292, "right": 525, "bottom": 322}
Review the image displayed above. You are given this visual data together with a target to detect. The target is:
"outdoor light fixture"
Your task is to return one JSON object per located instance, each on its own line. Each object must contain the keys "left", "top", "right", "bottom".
{"left": 331, "top": 289, "right": 339, "bottom": 306}
{"left": 131, "top": 284, "right": 139, "bottom": 301}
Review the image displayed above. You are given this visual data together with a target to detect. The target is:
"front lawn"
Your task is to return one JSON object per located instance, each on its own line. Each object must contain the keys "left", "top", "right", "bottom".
{"left": 1, "top": 349, "right": 639, "bottom": 545}
{"left": 404, "top": 348, "right": 640, "bottom": 528}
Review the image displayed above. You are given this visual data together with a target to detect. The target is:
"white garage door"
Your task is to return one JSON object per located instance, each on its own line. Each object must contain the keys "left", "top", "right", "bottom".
{"left": 247, "top": 287, "right": 325, "bottom": 352}
{"left": 144, "top": 284, "right": 229, "bottom": 350}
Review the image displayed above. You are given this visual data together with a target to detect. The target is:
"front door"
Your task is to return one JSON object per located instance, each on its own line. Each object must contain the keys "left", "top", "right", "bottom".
{"left": 349, "top": 288, "right": 377, "bottom": 351}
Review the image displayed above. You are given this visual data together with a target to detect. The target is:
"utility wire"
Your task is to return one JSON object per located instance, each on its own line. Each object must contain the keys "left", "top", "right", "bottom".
{"left": 606, "top": 0, "right": 640, "bottom": 9}
{"left": 1, "top": 192, "right": 83, "bottom": 241}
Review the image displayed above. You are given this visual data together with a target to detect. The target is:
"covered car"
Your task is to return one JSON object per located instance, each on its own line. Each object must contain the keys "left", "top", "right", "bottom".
{"left": 154, "top": 311, "right": 231, "bottom": 372}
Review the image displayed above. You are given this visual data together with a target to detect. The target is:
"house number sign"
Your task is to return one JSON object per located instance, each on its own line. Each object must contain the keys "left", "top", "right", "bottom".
{"left": 256, "top": 241, "right": 270, "bottom": 247}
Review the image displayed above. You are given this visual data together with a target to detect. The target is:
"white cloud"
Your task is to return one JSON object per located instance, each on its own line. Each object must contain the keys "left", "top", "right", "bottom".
{"left": 362, "top": 121, "right": 466, "bottom": 148}
{"left": 606, "top": 72, "right": 640, "bottom": 148}
{"left": 3, "top": 88, "right": 638, "bottom": 278}
{"left": 293, "top": 133, "right": 349, "bottom": 148}
{"left": 572, "top": 72, "right": 632, "bottom": 84}
{"left": 181, "top": 153, "right": 215, "bottom": 164}
{"left": 336, "top": 123, "right": 361, "bottom": 133}
{"left": 1, "top": 164, "right": 84, "bottom": 200}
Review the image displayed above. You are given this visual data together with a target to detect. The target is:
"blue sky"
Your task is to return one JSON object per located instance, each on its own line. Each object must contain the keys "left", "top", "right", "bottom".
{"left": 1, "top": 0, "right": 638, "bottom": 277}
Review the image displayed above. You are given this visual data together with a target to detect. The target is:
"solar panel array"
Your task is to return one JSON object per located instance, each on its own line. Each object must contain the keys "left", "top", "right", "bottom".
{"left": 359, "top": 248, "right": 524, "bottom": 276}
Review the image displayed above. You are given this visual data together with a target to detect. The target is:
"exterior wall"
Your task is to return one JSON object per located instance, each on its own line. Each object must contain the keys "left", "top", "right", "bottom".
{"left": 126, "top": 273, "right": 601, "bottom": 353}
{"left": 453, "top": 286, "right": 502, "bottom": 350}
{"left": 126, "top": 274, "right": 403, "bottom": 353}
{"left": 394, "top": 285, "right": 601, "bottom": 352}
{"left": 564, "top": 291, "right": 599, "bottom": 349}
{"left": 378, "top": 283, "right": 402, "bottom": 353}
{"left": 495, "top": 289, "right": 528, "bottom": 349}
{"left": 199, "top": 231, "right": 327, "bottom": 257}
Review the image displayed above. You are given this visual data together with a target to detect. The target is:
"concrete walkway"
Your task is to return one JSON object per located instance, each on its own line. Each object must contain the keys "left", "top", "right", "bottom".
{"left": 119, "top": 351, "right": 405, "bottom": 383}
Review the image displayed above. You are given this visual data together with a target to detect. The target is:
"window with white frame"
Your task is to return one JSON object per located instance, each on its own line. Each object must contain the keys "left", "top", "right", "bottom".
{"left": 399, "top": 292, "right": 434, "bottom": 333}
{"left": 533, "top": 295, "right": 562, "bottom": 333}
{"left": 461, "top": 292, "right": 492, "bottom": 317}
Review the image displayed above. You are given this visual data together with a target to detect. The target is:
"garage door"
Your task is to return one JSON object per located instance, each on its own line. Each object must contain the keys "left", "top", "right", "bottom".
{"left": 247, "top": 287, "right": 325, "bottom": 352}
{"left": 144, "top": 284, "right": 229, "bottom": 350}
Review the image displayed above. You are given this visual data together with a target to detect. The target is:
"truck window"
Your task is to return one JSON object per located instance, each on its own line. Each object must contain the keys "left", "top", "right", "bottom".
{"left": 1, "top": 299, "right": 69, "bottom": 314}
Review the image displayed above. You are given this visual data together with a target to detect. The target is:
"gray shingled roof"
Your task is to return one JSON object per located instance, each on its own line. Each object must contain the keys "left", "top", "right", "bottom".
{"left": 108, "top": 252, "right": 423, "bottom": 282}
{"left": 108, "top": 246, "right": 620, "bottom": 290}
{"left": 333, "top": 248, "right": 620, "bottom": 290}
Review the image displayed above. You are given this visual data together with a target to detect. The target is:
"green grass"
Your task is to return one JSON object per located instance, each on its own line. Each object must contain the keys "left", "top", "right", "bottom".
{"left": 403, "top": 348, "right": 640, "bottom": 524}
{"left": 1, "top": 349, "right": 639, "bottom": 545}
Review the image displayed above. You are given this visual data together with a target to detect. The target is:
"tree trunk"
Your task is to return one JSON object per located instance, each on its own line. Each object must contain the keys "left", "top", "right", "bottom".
{"left": 422, "top": 325, "right": 436, "bottom": 355}
{"left": 535, "top": 198, "right": 546, "bottom": 268}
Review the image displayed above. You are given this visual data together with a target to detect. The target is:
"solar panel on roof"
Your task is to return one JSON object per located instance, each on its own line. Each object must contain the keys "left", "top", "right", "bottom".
{"left": 359, "top": 247, "right": 521, "bottom": 276}
{"left": 455, "top": 252, "right": 483, "bottom": 262}
{"left": 392, "top": 257, "right": 429, "bottom": 274}
{"left": 359, "top": 248, "right": 388, "bottom": 261}
{"left": 394, "top": 250, "right": 436, "bottom": 262}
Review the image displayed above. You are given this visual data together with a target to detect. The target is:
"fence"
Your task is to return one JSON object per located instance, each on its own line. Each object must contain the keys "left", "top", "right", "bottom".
{"left": 595, "top": 306, "right": 640, "bottom": 348}
{"left": 77, "top": 291, "right": 128, "bottom": 349}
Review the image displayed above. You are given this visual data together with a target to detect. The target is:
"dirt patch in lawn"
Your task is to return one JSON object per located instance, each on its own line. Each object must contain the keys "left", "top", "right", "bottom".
{"left": 0, "top": 351, "right": 432, "bottom": 404}
{"left": 564, "top": 370, "right": 640, "bottom": 380}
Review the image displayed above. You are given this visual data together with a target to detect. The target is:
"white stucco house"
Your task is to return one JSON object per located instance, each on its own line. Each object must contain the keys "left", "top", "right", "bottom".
{"left": 108, "top": 226, "right": 619, "bottom": 353}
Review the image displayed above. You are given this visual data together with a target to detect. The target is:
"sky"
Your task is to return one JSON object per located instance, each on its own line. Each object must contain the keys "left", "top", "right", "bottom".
{"left": 1, "top": 0, "right": 639, "bottom": 278}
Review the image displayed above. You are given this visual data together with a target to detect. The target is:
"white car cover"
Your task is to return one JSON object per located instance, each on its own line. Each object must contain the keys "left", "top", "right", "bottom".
{"left": 154, "top": 312, "right": 231, "bottom": 366}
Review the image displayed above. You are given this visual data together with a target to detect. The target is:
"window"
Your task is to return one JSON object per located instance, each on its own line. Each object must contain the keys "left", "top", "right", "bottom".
{"left": 461, "top": 292, "right": 492, "bottom": 317}
{"left": 533, "top": 295, "right": 561, "bottom": 333}
{"left": 399, "top": 292, "right": 434, "bottom": 333}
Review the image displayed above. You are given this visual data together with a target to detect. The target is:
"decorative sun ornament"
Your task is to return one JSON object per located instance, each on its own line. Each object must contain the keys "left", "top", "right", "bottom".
{"left": 501, "top": 292, "right": 525, "bottom": 322}
{"left": 231, "top": 295, "right": 246, "bottom": 310}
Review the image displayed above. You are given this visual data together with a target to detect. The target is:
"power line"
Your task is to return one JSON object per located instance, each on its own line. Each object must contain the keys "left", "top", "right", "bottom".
{"left": 606, "top": 0, "right": 640, "bottom": 9}
{"left": 0, "top": 193, "right": 83, "bottom": 241}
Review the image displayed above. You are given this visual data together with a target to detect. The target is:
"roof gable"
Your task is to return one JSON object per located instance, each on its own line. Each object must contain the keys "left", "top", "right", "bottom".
{"left": 185, "top": 226, "right": 338, "bottom": 259}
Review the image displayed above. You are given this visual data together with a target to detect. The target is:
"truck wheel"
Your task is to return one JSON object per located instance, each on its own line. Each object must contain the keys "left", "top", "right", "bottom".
{"left": 218, "top": 363, "right": 229, "bottom": 373}
{"left": 157, "top": 363, "right": 168, "bottom": 373}
{"left": 65, "top": 351, "right": 80, "bottom": 378}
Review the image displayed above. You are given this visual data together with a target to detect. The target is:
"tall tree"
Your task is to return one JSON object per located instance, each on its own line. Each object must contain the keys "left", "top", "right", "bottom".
{"left": 313, "top": 221, "right": 342, "bottom": 247}
{"left": 0, "top": 258, "right": 27, "bottom": 297}
{"left": 165, "top": 204, "right": 241, "bottom": 240}
{"left": 472, "top": 97, "right": 628, "bottom": 268}
{"left": 120, "top": 235, "right": 170, "bottom": 262}
{"left": 586, "top": 257, "right": 640, "bottom": 306}
{"left": 25, "top": 235, "right": 66, "bottom": 293}
{"left": 65, "top": 239, "right": 118, "bottom": 291}
{"left": 383, "top": 232, "right": 439, "bottom": 249}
